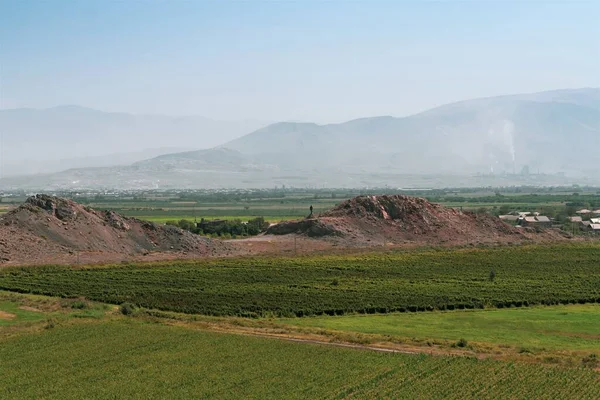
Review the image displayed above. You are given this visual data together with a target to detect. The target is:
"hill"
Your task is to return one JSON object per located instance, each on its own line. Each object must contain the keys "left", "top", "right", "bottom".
{"left": 223, "top": 88, "right": 600, "bottom": 175}
{"left": 0, "top": 106, "right": 267, "bottom": 176}
{"left": 267, "top": 195, "right": 565, "bottom": 246}
{"left": 1, "top": 88, "right": 598, "bottom": 189}
{"left": 0, "top": 195, "right": 225, "bottom": 265}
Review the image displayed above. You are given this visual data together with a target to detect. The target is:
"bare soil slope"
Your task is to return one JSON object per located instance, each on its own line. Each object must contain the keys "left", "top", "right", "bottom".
{"left": 267, "top": 195, "right": 564, "bottom": 246}
{"left": 0, "top": 195, "right": 225, "bottom": 265}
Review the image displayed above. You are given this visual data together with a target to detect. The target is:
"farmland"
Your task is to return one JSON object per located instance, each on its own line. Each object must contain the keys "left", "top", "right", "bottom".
{"left": 0, "top": 300, "right": 46, "bottom": 327}
{"left": 0, "top": 226, "right": 599, "bottom": 398}
{"left": 1, "top": 244, "right": 599, "bottom": 317}
{"left": 1, "top": 265, "right": 599, "bottom": 400}
{"left": 2, "top": 186, "right": 599, "bottom": 225}
{"left": 2, "top": 316, "right": 599, "bottom": 399}
{"left": 278, "top": 304, "right": 600, "bottom": 352}
{"left": 61, "top": 187, "right": 600, "bottom": 227}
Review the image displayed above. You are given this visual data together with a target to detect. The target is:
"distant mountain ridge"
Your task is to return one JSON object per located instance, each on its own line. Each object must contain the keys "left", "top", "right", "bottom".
{"left": 0, "top": 106, "right": 268, "bottom": 176}
{"left": 1, "top": 88, "right": 598, "bottom": 190}
{"left": 220, "top": 88, "right": 599, "bottom": 175}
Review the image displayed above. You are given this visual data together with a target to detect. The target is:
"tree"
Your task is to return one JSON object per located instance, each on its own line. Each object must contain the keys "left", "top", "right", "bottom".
{"left": 565, "top": 205, "right": 578, "bottom": 216}
{"left": 489, "top": 269, "right": 496, "bottom": 282}
{"left": 540, "top": 206, "right": 556, "bottom": 219}
{"left": 498, "top": 205, "right": 511, "bottom": 215}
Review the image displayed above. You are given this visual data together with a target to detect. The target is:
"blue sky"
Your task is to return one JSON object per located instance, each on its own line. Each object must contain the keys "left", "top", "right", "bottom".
{"left": 1, "top": 0, "right": 599, "bottom": 122}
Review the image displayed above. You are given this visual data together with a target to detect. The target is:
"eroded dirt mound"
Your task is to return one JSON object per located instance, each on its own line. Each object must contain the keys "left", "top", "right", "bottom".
{"left": 0, "top": 194, "right": 226, "bottom": 265}
{"left": 267, "top": 195, "right": 553, "bottom": 246}
{"left": 324, "top": 195, "right": 453, "bottom": 234}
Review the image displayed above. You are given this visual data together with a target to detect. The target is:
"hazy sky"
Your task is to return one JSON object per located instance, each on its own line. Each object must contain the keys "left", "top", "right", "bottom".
{"left": 1, "top": 1, "right": 599, "bottom": 123}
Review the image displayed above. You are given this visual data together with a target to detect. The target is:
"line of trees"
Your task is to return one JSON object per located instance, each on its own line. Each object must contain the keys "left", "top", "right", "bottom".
{"left": 166, "top": 217, "right": 269, "bottom": 238}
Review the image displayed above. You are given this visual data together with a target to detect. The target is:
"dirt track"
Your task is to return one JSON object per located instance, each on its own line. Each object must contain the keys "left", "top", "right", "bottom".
{"left": 0, "top": 310, "right": 16, "bottom": 320}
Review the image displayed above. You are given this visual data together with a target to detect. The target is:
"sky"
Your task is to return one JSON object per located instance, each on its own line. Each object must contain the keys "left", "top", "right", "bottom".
{"left": 1, "top": 0, "right": 599, "bottom": 123}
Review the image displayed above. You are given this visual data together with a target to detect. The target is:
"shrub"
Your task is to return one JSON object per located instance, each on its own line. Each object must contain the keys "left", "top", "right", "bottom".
{"left": 456, "top": 338, "right": 468, "bottom": 348}
{"left": 120, "top": 302, "right": 136, "bottom": 316}
{"left": 71, "top": 300, "right": 88, "bottom": 309}
{"left": 582, "top": 354, "right": 598, "bottom": 368}
{"left": 519, "top": 347, "right": 532, "bottom": 354}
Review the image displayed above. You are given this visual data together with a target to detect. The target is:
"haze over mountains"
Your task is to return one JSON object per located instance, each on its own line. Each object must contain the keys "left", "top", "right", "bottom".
{"left": 0, "top": 106, "right": 267, "bottom": 176}
{"left": 1, "top": 88, "right": 598, "bottom": 190}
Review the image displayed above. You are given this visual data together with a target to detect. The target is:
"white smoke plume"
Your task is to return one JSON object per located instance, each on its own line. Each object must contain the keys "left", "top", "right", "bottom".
{"left": 502, "top": 120, "right": 516, "bottom": 163}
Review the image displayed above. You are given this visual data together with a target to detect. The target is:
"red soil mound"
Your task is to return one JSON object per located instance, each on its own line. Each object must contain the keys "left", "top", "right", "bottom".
{"left": 268, "top": 195, "right": 552, "bottom": 246}
{"left": 0, "top": 195, "right": 224, "bottom": 265}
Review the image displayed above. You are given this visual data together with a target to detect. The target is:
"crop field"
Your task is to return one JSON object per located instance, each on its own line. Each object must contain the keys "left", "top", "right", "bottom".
{"left": 2, "top": 318, "right": 599, "bottom": 399}
{"left": 278, "top": 304, "right": 600, "bottom": 352}
{"left": 0, "top": 300, "right": 45, "bottom": 327}
{"left": 33, "top": 187, "right": 594, "bottom": 225}
{"left": 1, "top": 244, "right": 599, "bottom": 317}
{"left": 2, "top": 187, "right": 598, "bottom": 226}
{"left": 109, "top": 205, "right": 331, "bottom": 223}
{"left": 85, "top": 195, "right": 339, "bottom": 223}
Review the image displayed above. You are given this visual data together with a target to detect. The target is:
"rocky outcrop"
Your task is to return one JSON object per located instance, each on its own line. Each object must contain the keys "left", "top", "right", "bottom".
{"left": 0, "top": 195, "right": 225, "bottom": 262}
{"left": 265, "top": 194, "right": 535, "bottom": 245}
{"left": 324, "top": 195, "right": 446, "bottom": 233}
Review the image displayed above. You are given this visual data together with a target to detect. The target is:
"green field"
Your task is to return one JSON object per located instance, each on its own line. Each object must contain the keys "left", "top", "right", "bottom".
{"left": 2, "top": 318, "right": 599, "bottom": 399}
{"left": 279, "top": 304, "right": 600, "bottom": 352}
{"left": 2, "top": 241, "right": 599, "bottom": 398}
{"left": 0, "top": 300, "right": 45, "bottom": 326}
{"left": 36, "top": 187, "right": 595, "bottom": 226}
{"left": 3, "top": 187, "right": 599, "bottom": 229}
{"left": 1, "top": 244, "right": 598, "bottom": 317}
{"left": 88, "top": 196, "right": 338, "bottom": 223}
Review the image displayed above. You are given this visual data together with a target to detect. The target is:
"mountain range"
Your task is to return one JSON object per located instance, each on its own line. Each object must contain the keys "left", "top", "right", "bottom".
{"left": 1, "top": 88, "right": 598, "bottom": 190}
{"left": 0, "top": 106, "right": 267, "bottom": 176}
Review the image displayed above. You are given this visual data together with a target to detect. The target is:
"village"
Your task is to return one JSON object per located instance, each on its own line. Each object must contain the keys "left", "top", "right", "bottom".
{"left": 500, "top": 209, "right": 600, "bottom": 233}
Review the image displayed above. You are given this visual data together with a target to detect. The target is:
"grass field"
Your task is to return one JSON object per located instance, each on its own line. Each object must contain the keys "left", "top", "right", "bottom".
{"left": 92, "top": 197, "right": 336, "bottom": 223}
{"left": 2, "top": 318, "right": 599, "bottom": 399}
{"left": 1, "top": 189, "right": 599, "bottom": 398}
{"left": 76, "top": 188, "right": 600, "bottom": 224}
{"left": 2, "top": 188, "right": 599, "bottom": 227}
{"left": 1, "top": 244, "right": 598, "bottom": 317}
{"left": 0, "top": 300, "right": 45, "bottom": 326}
{"left": 278, "top": 304, "right": 600, "bottom": 352}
